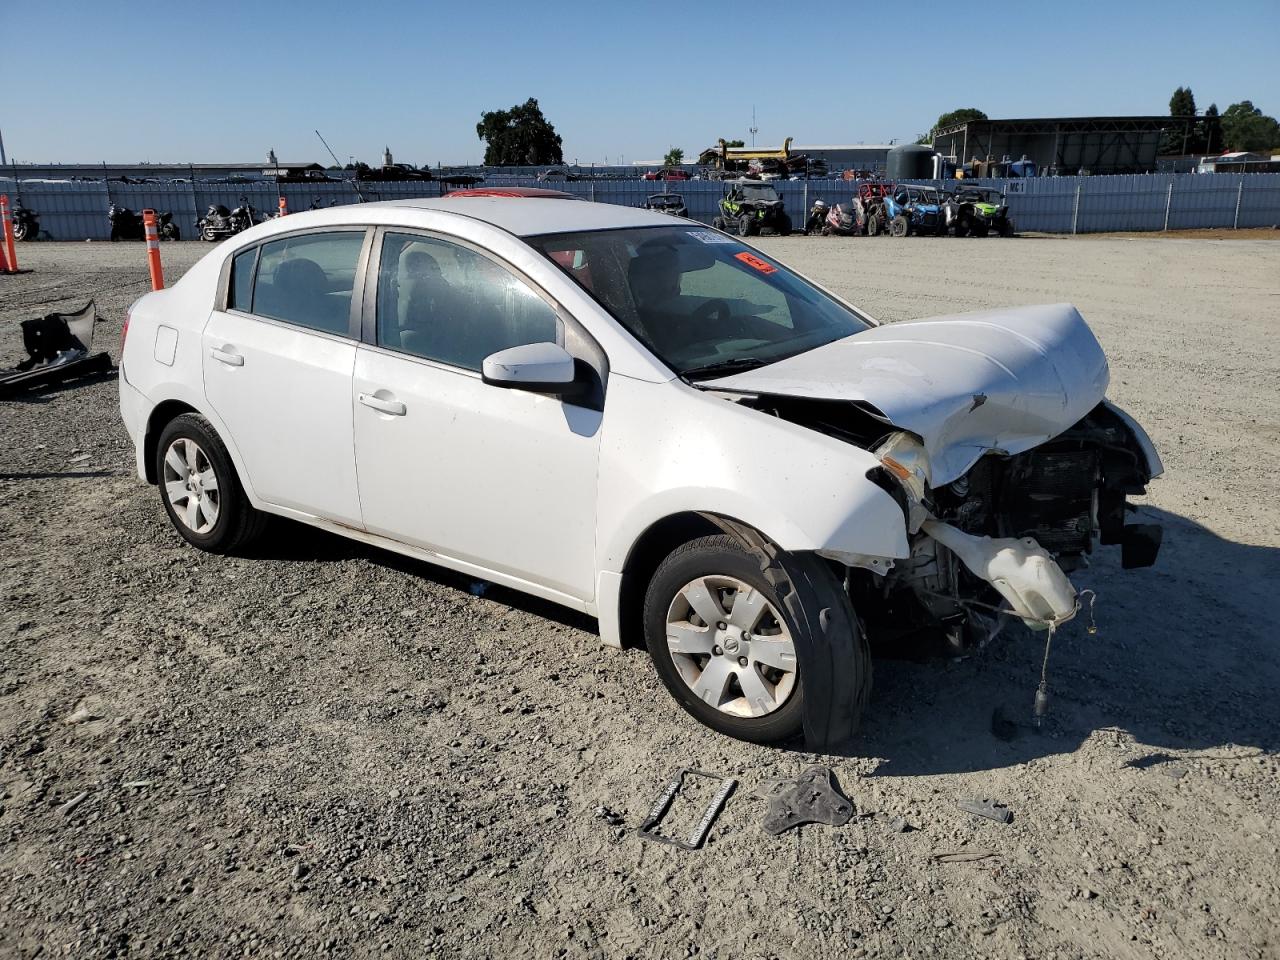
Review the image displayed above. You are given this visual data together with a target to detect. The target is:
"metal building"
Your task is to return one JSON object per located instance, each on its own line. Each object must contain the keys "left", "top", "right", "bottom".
{"left": 932, "top": 117, "right": 1198, "bottom": 175}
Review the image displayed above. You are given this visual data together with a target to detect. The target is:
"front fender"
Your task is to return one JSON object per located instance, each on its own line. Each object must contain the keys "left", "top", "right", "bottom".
{"left": 597, "top": 377, "right": 911, "bottom": 575}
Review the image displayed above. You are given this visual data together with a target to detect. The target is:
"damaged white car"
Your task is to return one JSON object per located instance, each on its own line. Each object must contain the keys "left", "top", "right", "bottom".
{"left": 118, "top": 199, "right": 1162, "bottom": 748}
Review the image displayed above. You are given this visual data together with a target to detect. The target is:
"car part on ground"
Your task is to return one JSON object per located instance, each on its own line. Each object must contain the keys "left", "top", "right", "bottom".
{"left": 957, "top": 799, "right": 1013, "bottom": 824}
{"left": 0, "top": 301, "right": 112, "bottom": 399}
{"left": 637, "top": 768, "right": 737, "bottom": 850}
{"left": 712, "top": 179, "right": 793, "bottom": 236}
{"left": 762, "top": 766, "right": 854, "bottom": 835}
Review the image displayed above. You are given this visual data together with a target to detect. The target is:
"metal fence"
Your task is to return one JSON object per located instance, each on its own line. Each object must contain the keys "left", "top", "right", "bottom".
{"left": 3, "top": 173, "right": 1278, "bottom": 241}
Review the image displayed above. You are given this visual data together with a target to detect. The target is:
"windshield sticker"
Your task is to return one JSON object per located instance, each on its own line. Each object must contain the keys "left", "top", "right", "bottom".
{"left": 687, "top": 230, "right": 735, "bottom": 244}
{"left": 734, "top": 251, "right": 778, "bottom": 275}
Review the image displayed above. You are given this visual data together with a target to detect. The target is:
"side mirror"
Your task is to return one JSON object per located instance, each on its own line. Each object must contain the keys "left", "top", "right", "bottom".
{"left": 481, "top": 342, "right": 583, "bottom": 397}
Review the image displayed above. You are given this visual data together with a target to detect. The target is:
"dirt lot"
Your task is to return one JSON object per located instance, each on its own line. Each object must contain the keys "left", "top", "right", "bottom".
{"left": 2, "top": 235, "right": 1278, "bottom": 960}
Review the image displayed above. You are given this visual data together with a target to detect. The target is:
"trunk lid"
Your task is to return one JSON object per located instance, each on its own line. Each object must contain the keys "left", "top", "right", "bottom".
{"left": 704, "top": 303, "right": 1110, "bottom": 486}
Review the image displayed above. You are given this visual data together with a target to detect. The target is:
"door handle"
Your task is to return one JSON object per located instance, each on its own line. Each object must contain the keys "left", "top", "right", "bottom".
{"left": 358, "top": 392, "right": 406, "bottom": 416}
{"left": 210, "top": 346, "right": 244, "bottom": 366}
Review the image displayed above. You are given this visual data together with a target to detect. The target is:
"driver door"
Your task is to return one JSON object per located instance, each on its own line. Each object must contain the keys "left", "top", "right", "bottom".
{"left": 352, "top": 231, "right": 604, "bottom": 601}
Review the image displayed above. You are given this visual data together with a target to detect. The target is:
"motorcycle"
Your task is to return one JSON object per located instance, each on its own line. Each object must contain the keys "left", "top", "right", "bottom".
{"left": 11, "top": 201, "right": 40, "bottom": 241}
{"left": 804, "top": 199, "right": 829, "bottom": 235}
{"left": 108, "top": 204, "right": 180, "bottom": 241}
{"left": 823, "top": 202, "right": 859, "bottom": 237}
{"left": 197, "top": 197, "right": 260, "bottom": 242}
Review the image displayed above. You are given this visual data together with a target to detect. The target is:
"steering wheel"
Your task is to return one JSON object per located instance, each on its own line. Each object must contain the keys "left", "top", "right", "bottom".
{"left": 693, "top": 298, "right": 733, "bottom": 326}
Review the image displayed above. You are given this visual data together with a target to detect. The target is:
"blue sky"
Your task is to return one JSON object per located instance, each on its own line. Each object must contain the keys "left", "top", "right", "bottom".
{"left": 3, "top": 0, "right": 1277, "bottom": 166}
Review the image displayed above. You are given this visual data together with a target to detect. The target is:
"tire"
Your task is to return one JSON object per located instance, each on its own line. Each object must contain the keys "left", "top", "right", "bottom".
{"left": 737, "top": 215, "right": 753, "bottom": 237}
{"left": 110, "top": 226, "right": 121, "bottom": 242}
{"left": 890, "top": 215, "right": 909, "bottom": 238}
{"left": 866, "top": 211, "right": 881, "bottom": 236}
{"left": 200, "top": 223, "right": 218, "bottom": 242}
{"left": 774, "top": 213, "right": 792, "bottom": 236}
{"left": 971, "top": 221, "right": 990, "bottom": 238}
{"left": 162, "top": 223, "right": 180, "bottom": 241}
{"left": 155, "top": 413, "right": 267, "bottom": 554}
{"left": 643, "top": 533, "right": 870, "bottom": 746}
{"left": 999, "top": 218, "right": 1015, "bottom": 237}
{"left": 712, "top": 216, "right": 726, "bottom": 231}
{"left": 953, "top": 216, "right": 969, "bottom": 237}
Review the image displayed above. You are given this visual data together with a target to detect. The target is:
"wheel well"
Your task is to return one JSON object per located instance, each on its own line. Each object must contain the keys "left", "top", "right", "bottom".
{"left": 142, "top": 400, "right": 198, "bottom": 483}
{"left": 617, "top": 511, "right": 743, "bottom": 650}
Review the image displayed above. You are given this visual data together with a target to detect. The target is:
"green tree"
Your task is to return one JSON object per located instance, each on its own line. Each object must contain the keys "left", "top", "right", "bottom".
{"left": 723, "top": 139, "right": 745, "bottom": 148}
{"left": 663, "top": 147, "right": 685, "bottom": 167}
{"left": 934, "top": 108, "right": 987, "bottom": 131}
{"left": 1169, "top": 86, "right": 1197, "bottom": 117}
{"left": 1201, "top": 103, "right": 1222, "bottom": 154}
{"left": 476, "top": 98, "right": 564, "bottom": 166}
{"left": 1220, "top": 101, "right": 1280, "bottom": 152}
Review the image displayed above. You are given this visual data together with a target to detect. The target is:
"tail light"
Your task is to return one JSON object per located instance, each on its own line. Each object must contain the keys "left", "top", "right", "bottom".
{"left": 120, "top": 311, "right": 131, "bottom": 358}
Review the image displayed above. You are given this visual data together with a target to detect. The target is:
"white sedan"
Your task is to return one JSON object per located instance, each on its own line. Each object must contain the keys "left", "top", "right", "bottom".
{"left": 118, "top": 198, "right": 1162, "bottom": 747}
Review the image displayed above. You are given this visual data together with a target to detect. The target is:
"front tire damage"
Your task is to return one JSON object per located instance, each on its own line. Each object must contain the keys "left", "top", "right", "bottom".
{"left": 644, "top": 532, "right": 870, "bottom": 750}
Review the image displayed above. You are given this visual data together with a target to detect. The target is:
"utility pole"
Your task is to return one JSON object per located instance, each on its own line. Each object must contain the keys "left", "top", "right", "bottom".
{"left": 0, "top": 129, "right": 6, "bottom": 166}
{"left": 750, "top": 107, "right": 758, "bottom": 148}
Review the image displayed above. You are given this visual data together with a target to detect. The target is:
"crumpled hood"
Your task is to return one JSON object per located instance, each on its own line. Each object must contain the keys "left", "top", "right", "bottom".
{"left": 705, "top": 303, "right": 1110, "bottom": 486}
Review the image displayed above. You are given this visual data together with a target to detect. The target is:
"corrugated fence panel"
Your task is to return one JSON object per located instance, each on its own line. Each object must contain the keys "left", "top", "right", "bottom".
{"left": 4, "top": 173, "right": 1279, "bottom": 240}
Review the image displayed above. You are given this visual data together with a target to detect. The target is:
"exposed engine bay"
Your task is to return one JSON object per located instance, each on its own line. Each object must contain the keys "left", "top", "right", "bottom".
{"left": 736, "top": 395, "right": 1163, "bottom": 648}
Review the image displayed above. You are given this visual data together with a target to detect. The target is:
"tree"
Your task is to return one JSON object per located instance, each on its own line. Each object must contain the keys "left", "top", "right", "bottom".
{"left": 663, "top": 147, "right": 685, "bottom": 167}
{"left": 723, "top": 139, "right": 745, "bottom": 148}
{"left": 1220, "top": 101, "right": 1280, "bottom": 153}
{"left": 934, "top": 108, "right": 987, "bottom": 131}
{"left": 476, "top": 98, "right": 564, "bottom": 166}
{"left": 1169, "top": 86, "right": 1197, "bottom": 117}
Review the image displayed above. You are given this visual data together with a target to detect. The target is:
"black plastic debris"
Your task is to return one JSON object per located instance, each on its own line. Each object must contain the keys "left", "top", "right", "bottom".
{"left": 957, "top": 798, "right": 1013, "bottom": 824}
{"left": 763, "top": 766, "right": 854, "bottom": 835}
{"left": 638, "top": 768, "right": 736, "bottom": 851}
{"left": 1, "top": 301, "right": 111, "bottom": 399}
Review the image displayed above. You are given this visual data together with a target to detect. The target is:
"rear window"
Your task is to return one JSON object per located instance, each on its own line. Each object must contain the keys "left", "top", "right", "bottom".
{"left": 238, "top": 232, "right": 365, "bottom": 336}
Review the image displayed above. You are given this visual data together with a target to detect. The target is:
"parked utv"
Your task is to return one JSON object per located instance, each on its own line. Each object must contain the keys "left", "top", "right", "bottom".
{"left": 882, "top": 184, "right": 945, "bottom": 237}
{"left": 852, "top": 181, "right": 894, "bottom": 236}
{"left": 197, "top": 198, "right": 260, "bottom": 242}
{"left": 108, "top": 204, "right": 180, "bottom": 241}
{"left": 713, "top": 180, "right": 792, "bottom": 236}
{"left": 943, "top": 186, "right": 1015, "bottom": 237}
{"left": 642, "top": 193, "right": 689, "bottom": 218}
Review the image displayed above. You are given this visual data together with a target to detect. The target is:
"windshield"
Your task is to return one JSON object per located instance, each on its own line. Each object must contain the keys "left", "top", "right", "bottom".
{"left": 740, "top": 185, "right": 779, "bottom": 201}
{"left": 529, "top": 225, "right": 872, "bottom": 376}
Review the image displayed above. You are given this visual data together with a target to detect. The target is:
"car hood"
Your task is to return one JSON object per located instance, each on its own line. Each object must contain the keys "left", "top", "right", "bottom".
{"left": 704, "top": 303, "right": 1110, "bottom": 486}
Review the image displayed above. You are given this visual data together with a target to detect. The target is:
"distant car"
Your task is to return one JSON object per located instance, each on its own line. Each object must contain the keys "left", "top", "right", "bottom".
{"left": 446, "top": 187, "right": 582, "bottom": 200}
{"left": 641, "top": 193, "right": 688, "bottom": 217}
{"left": 537, "top": 167, "right": 579, "bottom": 182}
{"left": 643, "top": 168, "right": 692, "bottom": 181}
{"left": 119, "top": 198, "right": 1162, "bottom": 747}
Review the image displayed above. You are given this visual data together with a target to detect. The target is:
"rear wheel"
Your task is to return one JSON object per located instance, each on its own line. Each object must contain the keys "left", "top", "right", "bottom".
{"left": 890, "top": 215, "right": 909, "bottom": 237}
{"left": 999, "top": 218, "right": 1015, "bottom": 237}
{"left": 643, "top": 533, "right": 870, "bottom": 745}
{"left": 775, "top": 213, "right": 792, "bottom": 236}
{"left": 13, "top": 220, "right": 30, "bottom": 242}
{"left": 155, "top": 413, "right": 266, "bottom": 554}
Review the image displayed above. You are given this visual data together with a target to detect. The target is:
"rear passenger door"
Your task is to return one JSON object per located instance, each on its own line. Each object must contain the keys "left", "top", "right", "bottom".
{"left": 203, "top": 228, "right": 371, "bottom": 527}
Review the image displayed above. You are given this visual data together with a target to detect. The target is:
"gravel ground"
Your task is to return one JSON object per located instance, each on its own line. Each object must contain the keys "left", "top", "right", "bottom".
{"left": 1, "top": 235, "right": 1278, "bottom": 960}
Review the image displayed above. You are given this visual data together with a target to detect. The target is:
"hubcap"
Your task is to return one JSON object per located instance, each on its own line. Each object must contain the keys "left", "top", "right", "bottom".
{"left": 665, "top": 575, "right": 798, "bottom": 719}
{"left": 162, "top": 438, "right": 220, "bottom": 534}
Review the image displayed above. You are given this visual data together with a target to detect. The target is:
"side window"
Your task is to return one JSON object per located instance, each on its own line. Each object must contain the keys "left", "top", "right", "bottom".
{"left": 376, "top": 232, "right": 562, "bottom": 371}
{"left": 229, "top": 247, "right": 256, "bottom": 312}
{"left": 251, "top": 231, "right": 365, "bottom": 335}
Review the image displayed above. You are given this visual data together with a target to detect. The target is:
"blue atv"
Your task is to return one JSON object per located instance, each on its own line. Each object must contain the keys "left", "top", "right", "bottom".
{"left": 882, "top": 184, "right": 946, "bottom": 237}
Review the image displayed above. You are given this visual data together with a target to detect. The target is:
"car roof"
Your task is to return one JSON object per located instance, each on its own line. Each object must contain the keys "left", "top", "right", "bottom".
{"left": 261, "top": 197, "right": 675, "bottom": 237}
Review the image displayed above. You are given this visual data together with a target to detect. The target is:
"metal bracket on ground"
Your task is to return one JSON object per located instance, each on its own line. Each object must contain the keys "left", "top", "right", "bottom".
{"left": 638, "top": 768, "right": 737, "bottom": 851}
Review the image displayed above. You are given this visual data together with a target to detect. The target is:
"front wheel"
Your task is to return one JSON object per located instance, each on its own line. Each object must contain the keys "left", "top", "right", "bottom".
{"left": 712, "top": 216, "right": 726, "bottom": 231}
{"left": 866, "top": 212, "right": 881, "bottom": 237}
{"left": 774, "top": 213, "right": 792, "bottom": 236}
{"left": 13, "top": 220, "right": 30, "bottom": 242}
{"left": 737, "top": 215, "right": 753, "bottom": 237}
{"left": 155, "top": 413, "right": 266, "bottom": 554}
{"left": 200, "top": 223, "right": 218, "bottom": 242}
{"left": 643, "top": 533, "right": 869, "bottom": 745}
{"left": 161, "top": 223, "right": 180, "bottom": 241}
{"left": 999, "top": 218, "right": 1015, "bottom": 237}
{"left": 890, "top": 215, "right": 909, "bottom": 237}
